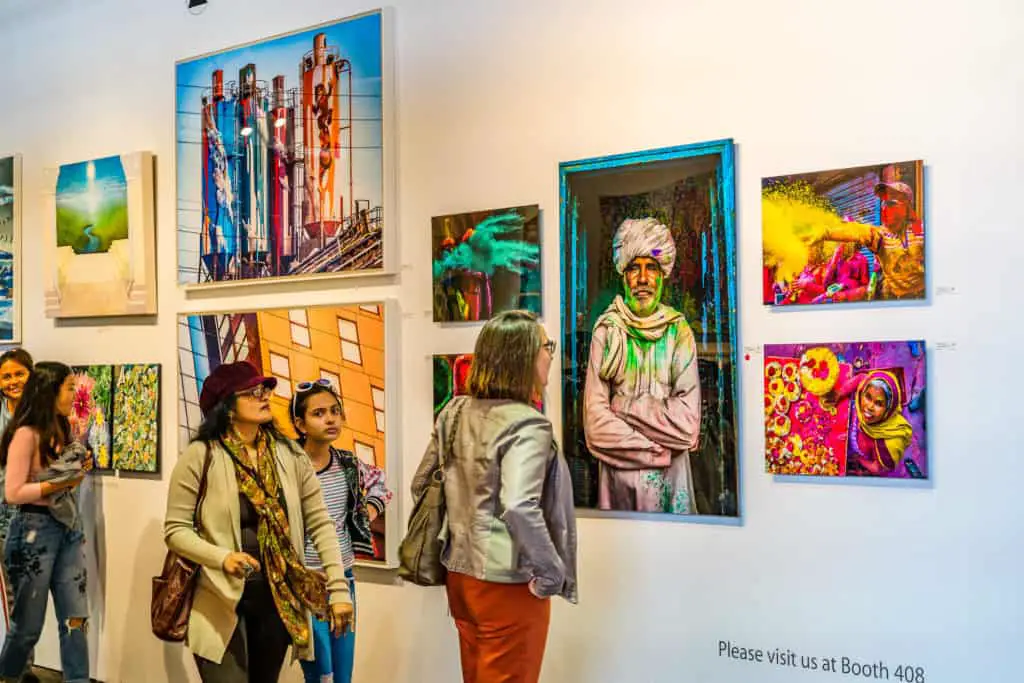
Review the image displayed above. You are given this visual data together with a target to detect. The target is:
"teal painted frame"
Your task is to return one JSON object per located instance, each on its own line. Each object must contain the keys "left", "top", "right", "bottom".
{"left": 558, "top": 138, "right": 740, "bottom": 518}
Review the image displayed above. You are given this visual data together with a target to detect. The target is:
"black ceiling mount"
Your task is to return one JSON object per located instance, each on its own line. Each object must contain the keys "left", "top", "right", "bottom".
{"left": 187, "top": 0, "right": 208, "bottom": 8}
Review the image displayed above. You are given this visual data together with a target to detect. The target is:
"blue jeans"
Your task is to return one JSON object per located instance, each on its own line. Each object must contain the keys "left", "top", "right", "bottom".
{"left": 300, "top": 569, "right": 356, "bottom": 683}
{"left": 0, "top": 510, "right": 88, "bottom": 683}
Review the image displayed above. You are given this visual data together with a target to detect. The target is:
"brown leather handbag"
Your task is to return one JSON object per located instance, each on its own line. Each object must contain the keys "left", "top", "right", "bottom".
{"left": 151, "top": 444, "right": 213, "bottom": 642}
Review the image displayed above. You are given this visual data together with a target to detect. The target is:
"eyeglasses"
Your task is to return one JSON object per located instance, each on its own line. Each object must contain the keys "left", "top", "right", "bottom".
{"left": 236, "top": 384, "right": 271, "bottom": 400}
{"left": 296, "top": 378, "right": 334, "bottom": 393}
{"left": 542, "top": 340, "right": 557, "bottom": 355}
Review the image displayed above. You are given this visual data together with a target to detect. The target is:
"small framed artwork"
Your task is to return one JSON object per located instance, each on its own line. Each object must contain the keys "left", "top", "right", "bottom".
{"left": 431, "top": 204, "right": 541, "bottom": 322}
{"left": 43, "top": 152, "right": 157, "bottom": 318}
{"left": 433, "top": 353, "right": 543, "bottom": 415}
{"left": 761, "top": 160, "right": 925, "bottom": 306}
{"left": 0, "top": 155, "right": 21, "bottom": 342}
{"left": 175, "top": 9, "right": 395, "bottom": 288}
{"left": 111, "top": 364, "right": 161, "bottom": 473}
{"left": 763, "top": 341, "right": 927, "bottom": 479}
{"left": 560, "top": 139, "right": 739, "bottom": 518}
{"left": 70, "top": 365, "right": 114, "bottom": 471}
{"left": 433, "top": 354, "right": 473, "bottom": 418}
{"left": 177, "top": 300, "right": 401, "bottom": 567}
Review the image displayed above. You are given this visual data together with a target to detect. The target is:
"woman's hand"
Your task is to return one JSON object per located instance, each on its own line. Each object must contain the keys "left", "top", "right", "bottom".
{"left": 328, "top": 601, "right": 355, "bottom": 636}
{"left": 222, "top": 552, "right": 260, "bottom": 579}
{"left": 46, "top": 473, "right": 85, "bottom": 496}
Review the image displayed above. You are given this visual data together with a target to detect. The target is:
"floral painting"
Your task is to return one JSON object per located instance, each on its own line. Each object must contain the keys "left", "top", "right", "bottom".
{"left": 763, "top": 341, "right": 927, "bottom": 478}
{"left": 112, "top": 364, "right": 160, "bottom": 473}
{"left": 70, "top": 365, "right": 113, "bottom": 470}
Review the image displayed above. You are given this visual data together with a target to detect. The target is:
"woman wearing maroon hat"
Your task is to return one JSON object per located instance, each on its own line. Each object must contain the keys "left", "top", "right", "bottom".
{"left": 164, "top": 361, "right": 354, "bottom": 683}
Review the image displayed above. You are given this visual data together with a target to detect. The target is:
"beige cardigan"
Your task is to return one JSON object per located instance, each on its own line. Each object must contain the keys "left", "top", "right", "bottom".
{"left": 163, "top": 438, "right": 351, "bottom": 664}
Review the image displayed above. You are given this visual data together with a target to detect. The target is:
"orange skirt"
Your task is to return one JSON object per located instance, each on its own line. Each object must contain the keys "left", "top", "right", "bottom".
{"left": 445, "top": 572, "right": 552, "bottom": 683}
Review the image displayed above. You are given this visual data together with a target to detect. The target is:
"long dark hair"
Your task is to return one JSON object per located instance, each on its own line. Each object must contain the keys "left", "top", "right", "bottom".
{"left": 0, "top": 361, "right": 72, "bottom": 468}
{"left": 289, "top": 384, "right": 343, "bottom": 445}
{"left": 191, "top": 394, "right": 290, "bottom": 447}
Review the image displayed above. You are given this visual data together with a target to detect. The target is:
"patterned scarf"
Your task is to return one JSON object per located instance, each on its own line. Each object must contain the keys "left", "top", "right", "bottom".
{"left": 595, "top": 295, "right": 685, "bottom": 380}
{"left": 223, "top": 429, "right": 328, "bottom": 648}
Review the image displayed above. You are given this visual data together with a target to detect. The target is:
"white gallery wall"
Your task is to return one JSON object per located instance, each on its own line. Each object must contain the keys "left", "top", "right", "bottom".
{"left": 1, "top": 0, "right": 1022, "bottom": 681}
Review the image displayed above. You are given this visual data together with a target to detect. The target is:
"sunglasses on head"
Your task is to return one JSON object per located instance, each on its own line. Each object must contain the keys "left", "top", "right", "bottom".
{"left": 291, "top": 379, "right": 340, "bottom": 421}
{"left": 296, "top": 378, "right": 334, "bottom": 393}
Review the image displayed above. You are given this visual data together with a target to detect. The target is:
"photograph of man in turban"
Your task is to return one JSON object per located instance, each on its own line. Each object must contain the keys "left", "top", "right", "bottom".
{"left": 583, "top": 218, "right": 701, "bottom": 513}
{"left": 560, "top": 140, "right": 738, "bottom": 518}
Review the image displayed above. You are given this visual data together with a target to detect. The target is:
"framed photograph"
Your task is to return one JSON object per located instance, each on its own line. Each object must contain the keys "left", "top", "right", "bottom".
{"left": 764, "top": 341, "right": 927, "bottom": 478}
{"left": 43, "top": 152, "right": 157, "bottom": 318}
{"left": 431, "top": 204, "right": 541, "bottom": 322}
{"left": 0, "top": 155, "right": 20, "bottom": 342}
{"left": 175, "top": 10, "right": 394, "bottom": 289}
{"left": 177, "top": 300, "right": 401, "bottom": 566}
{"left": 433, "top": 353, "right": 542, "bottom": 416}
{"left": 761, "top": 160, "right": 925, "bottom": 306}
{"left": 433, "top": 353, "right": 473, "bottom": 418}
{"left": 560, "top": 139, "right": 739, "bottom": 518}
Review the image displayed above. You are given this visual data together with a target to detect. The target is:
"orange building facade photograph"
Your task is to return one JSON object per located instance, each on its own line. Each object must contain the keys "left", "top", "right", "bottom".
{"left": 177, "top": 301, "right": 392, "bottom": 562}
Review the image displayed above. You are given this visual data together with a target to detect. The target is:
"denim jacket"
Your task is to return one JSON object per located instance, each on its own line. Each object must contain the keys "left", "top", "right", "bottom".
{"left": 411, "top": 396, "right": 578, "bottom": 603}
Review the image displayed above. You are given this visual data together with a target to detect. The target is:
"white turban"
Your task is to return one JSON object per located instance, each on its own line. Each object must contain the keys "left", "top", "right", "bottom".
{"left": 612, "top": 217, "right": 676, "bottom": 276}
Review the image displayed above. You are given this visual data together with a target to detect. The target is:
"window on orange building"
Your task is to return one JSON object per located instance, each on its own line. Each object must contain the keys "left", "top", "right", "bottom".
{"left": 320, "top": 369, "right": 341, "bottom": 395}
{"left": 289, "top": 309, "right": 311, "bottom": 347}
{"left": 354, "top": 441, "right": 376, "bottom": 467}
{"left": 337, "top": 318, "right": 362, "bottom": 365}
{"left": 319, "top": 369, "right": 344, "bottom": 413}
{"left": 219, "top": 315, "right": 250, "bottom": 363}
{"left": 269, "top": 351, "right": 292, "bottom": 398}
{"left": 359, "top": 304, "right": 380, "bottom": 316}
{"left": 371, "top": 385, "right": 385, "bottom": 433}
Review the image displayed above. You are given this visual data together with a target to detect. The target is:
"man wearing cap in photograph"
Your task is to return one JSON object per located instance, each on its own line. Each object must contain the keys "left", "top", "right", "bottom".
{"left": 164, "top": 360, "right": 355, "bottom": 683}
{"left": 821, "top": 177, "right": 925, "bottom": 300}
{"left": 582, "top": 217, "right": 702, "bottom": 514}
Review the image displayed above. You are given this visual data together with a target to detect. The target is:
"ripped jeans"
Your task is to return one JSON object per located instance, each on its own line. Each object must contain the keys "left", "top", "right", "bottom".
{"left": 0, "top": 509, "right": 88, "bottom": 683}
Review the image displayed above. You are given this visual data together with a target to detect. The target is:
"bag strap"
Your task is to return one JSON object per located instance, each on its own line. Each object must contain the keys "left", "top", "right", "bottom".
{"left": 192, "top": 443, "right": 214, "bottom": 533}
{"left": 438, "top": 398, "right": 465, "bottom": 475}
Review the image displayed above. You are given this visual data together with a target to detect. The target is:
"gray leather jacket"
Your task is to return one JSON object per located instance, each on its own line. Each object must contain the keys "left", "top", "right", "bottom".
{"left": 412, "top": 396, "right": 578, "bottom": 603}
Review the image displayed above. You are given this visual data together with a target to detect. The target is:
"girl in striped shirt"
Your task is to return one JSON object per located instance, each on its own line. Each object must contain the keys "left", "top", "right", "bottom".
{"left": 290, "top": 380, "right": 392, "bottom": 683}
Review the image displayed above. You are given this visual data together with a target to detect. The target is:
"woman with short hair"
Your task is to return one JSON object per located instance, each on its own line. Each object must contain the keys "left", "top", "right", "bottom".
{"left": 411, "top": 310, "right": 578, "bottom": 683}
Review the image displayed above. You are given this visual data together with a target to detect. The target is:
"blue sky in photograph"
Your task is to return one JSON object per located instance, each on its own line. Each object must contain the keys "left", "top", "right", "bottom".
{"left": 175, "top": 12, "right": 383, "bottom": 276}
{"left": 56, "top": 156, "right": 128, "bottom": 219}
{"left": 56, "top": 155, "right": 127, "bottom": 197}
